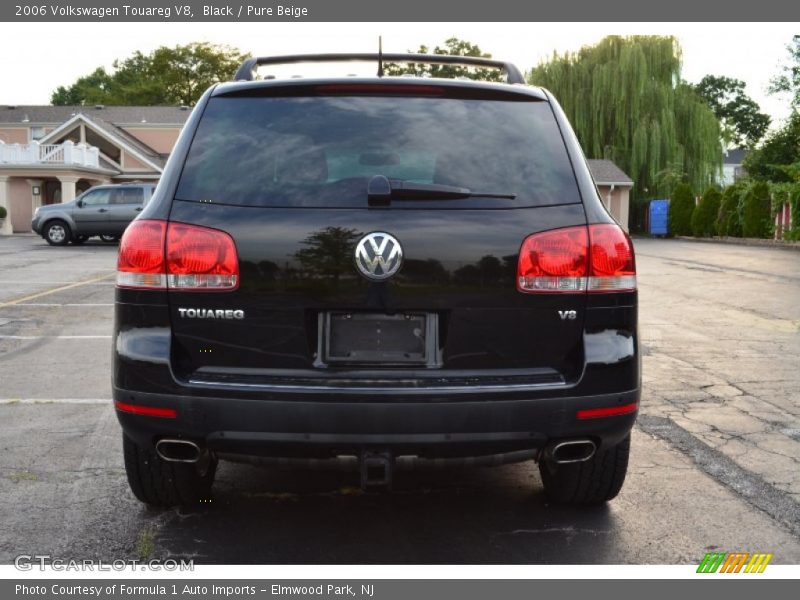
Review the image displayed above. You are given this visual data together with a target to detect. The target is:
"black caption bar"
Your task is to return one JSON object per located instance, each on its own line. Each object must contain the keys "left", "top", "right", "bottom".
{"left": 1, "top": 0, "right": 798, "bottom": 21}
{"left": 4, "top": 579, "right": 795, "bottom": 600}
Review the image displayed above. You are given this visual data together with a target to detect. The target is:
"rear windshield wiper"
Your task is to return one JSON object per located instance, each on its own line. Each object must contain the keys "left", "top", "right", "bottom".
{"left": 367, "top": 175, "right": 516, "bottom": 205}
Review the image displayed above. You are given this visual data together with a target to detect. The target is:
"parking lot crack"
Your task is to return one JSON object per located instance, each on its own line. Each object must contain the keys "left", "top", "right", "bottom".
{"left": 638, "top": 416, "right": 800, "bottom": 537}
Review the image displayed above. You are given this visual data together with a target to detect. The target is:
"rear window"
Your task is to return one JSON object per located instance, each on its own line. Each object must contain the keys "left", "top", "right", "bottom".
{"left": 176, "top": 94, "right": 581, "bottom": 208}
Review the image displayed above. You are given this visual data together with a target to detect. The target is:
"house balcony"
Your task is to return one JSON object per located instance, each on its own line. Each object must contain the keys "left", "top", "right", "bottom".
{"left": 0, "top": 140, "right": 100, "bottom": 169}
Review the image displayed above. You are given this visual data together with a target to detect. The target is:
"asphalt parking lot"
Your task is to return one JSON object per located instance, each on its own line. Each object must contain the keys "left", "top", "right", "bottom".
{"left": 0, "top": 234, "right": 798, "bottom": 564}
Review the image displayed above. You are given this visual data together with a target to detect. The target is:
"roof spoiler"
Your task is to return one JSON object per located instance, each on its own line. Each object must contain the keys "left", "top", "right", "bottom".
{"left": 233, "top": 53, "right": 526, "bottom": 85}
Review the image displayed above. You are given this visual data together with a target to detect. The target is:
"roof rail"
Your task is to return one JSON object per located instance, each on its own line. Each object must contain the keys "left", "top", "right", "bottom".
{"left": 233, "top": 53, "right": 526, "bottom": 85}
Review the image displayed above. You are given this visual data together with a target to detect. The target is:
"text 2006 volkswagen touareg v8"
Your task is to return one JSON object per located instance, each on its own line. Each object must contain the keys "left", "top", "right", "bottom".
{"left": 113, "top": 54, "right": 640, "bottom": 507}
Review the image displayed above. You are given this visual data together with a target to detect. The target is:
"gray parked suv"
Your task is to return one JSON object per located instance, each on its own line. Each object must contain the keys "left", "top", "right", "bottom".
{"left": 32, "top": 183, "right": 156, "bottom": 246}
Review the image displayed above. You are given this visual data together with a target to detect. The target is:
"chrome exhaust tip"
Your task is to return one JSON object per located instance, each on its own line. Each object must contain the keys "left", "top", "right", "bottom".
{"left": 547, "top": 439, "right": 596, "bottom": 464}
{"left": 155, "top": 439, "right": 202, "bottom": 463}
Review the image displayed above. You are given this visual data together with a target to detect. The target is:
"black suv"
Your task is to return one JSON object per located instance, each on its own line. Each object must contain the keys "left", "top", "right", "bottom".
{"left": 114, "top": 54, "right": 639, "bottom": 507}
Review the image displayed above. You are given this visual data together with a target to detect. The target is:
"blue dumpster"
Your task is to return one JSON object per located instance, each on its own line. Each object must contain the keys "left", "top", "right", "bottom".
{"left": 649, "top": 199, "right": 669, "bottom": 236}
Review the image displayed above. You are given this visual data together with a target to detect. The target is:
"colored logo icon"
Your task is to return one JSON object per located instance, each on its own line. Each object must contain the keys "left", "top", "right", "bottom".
{"left": 697, "top": 552, "right": 773, "bottom": 573}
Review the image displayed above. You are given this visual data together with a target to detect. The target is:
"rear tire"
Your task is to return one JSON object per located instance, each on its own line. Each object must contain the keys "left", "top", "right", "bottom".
{"left": 100, "top": 234, "right": 119, "bottom": 243}
{"left": 539, "top": 434, "right": 630, "bottom": 505}
{"left": 122, "top": 434, "right": 216, "bottom": 507}
{"left": 72, "top": 235, "right": 88, "bottom": 245}
{"left": 44, "top": 220, "right": 71, "bottom": 246}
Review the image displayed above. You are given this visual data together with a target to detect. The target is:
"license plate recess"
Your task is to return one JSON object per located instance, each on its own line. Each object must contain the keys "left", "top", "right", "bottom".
{"left": 321, "top": 312, "right": 437, "bottom": 366}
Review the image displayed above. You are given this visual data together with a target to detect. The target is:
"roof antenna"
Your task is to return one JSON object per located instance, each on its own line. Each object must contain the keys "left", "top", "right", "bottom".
{"left": 377, "top": 36, "right": 384, "bottom": 78}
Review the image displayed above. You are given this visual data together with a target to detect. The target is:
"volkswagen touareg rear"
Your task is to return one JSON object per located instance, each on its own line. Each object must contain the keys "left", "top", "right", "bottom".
{"left": 113, "top": 53, "right": 640, "bottom": 507}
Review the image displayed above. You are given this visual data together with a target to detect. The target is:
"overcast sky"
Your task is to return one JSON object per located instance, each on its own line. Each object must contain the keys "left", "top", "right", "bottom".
{"left": 0, "top": 22, "right": 796, "bottom": 126}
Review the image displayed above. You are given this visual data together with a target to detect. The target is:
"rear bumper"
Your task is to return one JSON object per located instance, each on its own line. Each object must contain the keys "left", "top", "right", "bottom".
{"left": 114, "top": 386, "right": 638, "bottom": 459}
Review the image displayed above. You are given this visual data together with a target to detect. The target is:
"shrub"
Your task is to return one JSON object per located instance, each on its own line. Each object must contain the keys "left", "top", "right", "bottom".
{"left": 667, "top": 183, "right": 695, "bottom": 236}
{"left": 691, "top": 187, "right": 722, "bottom": 237}
{"left": 741, "top": 181, "right": 772, "bottom": 238}
{"left": 789, "top": 186, "right": 800, "bottom": 240}
{"left": 0, "top": 206, "right": 7, "bottom": 219}
{"left": 717, "top": 185, "right": 743, "bottom": 237}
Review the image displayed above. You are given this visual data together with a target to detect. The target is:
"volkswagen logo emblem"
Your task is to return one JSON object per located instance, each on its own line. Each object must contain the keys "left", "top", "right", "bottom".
{"left": 354, "top": 232, "right": 403, "bottom": 281}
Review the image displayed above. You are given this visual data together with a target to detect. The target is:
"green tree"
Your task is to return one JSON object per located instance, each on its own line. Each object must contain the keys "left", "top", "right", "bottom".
{"left": 741, "top": 181, "right": 772, "bottom": 238}
{"left": 529, "top": 36, "right": 722, "bottom": 201}
{"left": 384, "top": 37, "right": 503, "bottom": 82}
{"left": 744, "top": 112, "right": 800, "bottom": 182}
{"left": 668, "top": 183, "right": 695, "bottom": 236}
{"left": 769, "top": 35, "right": 800, "bottom": 110}
{"left": 717, "top": 185, "right": 743, "bottom": 237}
{"left": 691, "top": 75, "right": 770, "bottom": 146}
{"left": 50, "top": 67, "right": 114, "bottom": 105}
{"left": 691, "top": 187, "right": 722, "bottom": 237}
{"left": 51, "top": 43, "right": 249, "bottom": 106}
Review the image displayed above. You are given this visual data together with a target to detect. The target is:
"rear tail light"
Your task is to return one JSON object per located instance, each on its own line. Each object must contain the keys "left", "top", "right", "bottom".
{"left": 516, "top": 226, "right": 588, "bottom": 292}
{"left": 587, "top": 224, "right": 636, "bottom": 292}
{"left": 117, "top": 220, "right": 239, "bottom": 291}
{"left": 116, "top": 220, "right": 167, "bottom": 289}
{"left": 166, "top": 222, "right": 239, "bottom": 290}
{"left": 517, "top": 224, "right": 636, "bottom": 294}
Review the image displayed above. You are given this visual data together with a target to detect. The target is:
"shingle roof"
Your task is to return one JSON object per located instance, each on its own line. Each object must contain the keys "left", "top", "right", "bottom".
{"left": 0, "top": 105, "right": 191, "bottom": 125}
{"left": 88, "top": 116, "right": 166, "bottom": 167}
{"left": 723, "top": 147, "right": 748, "bottom": 165}
{"left": 586, "top": 159, "right": 634, "bottom": 185}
